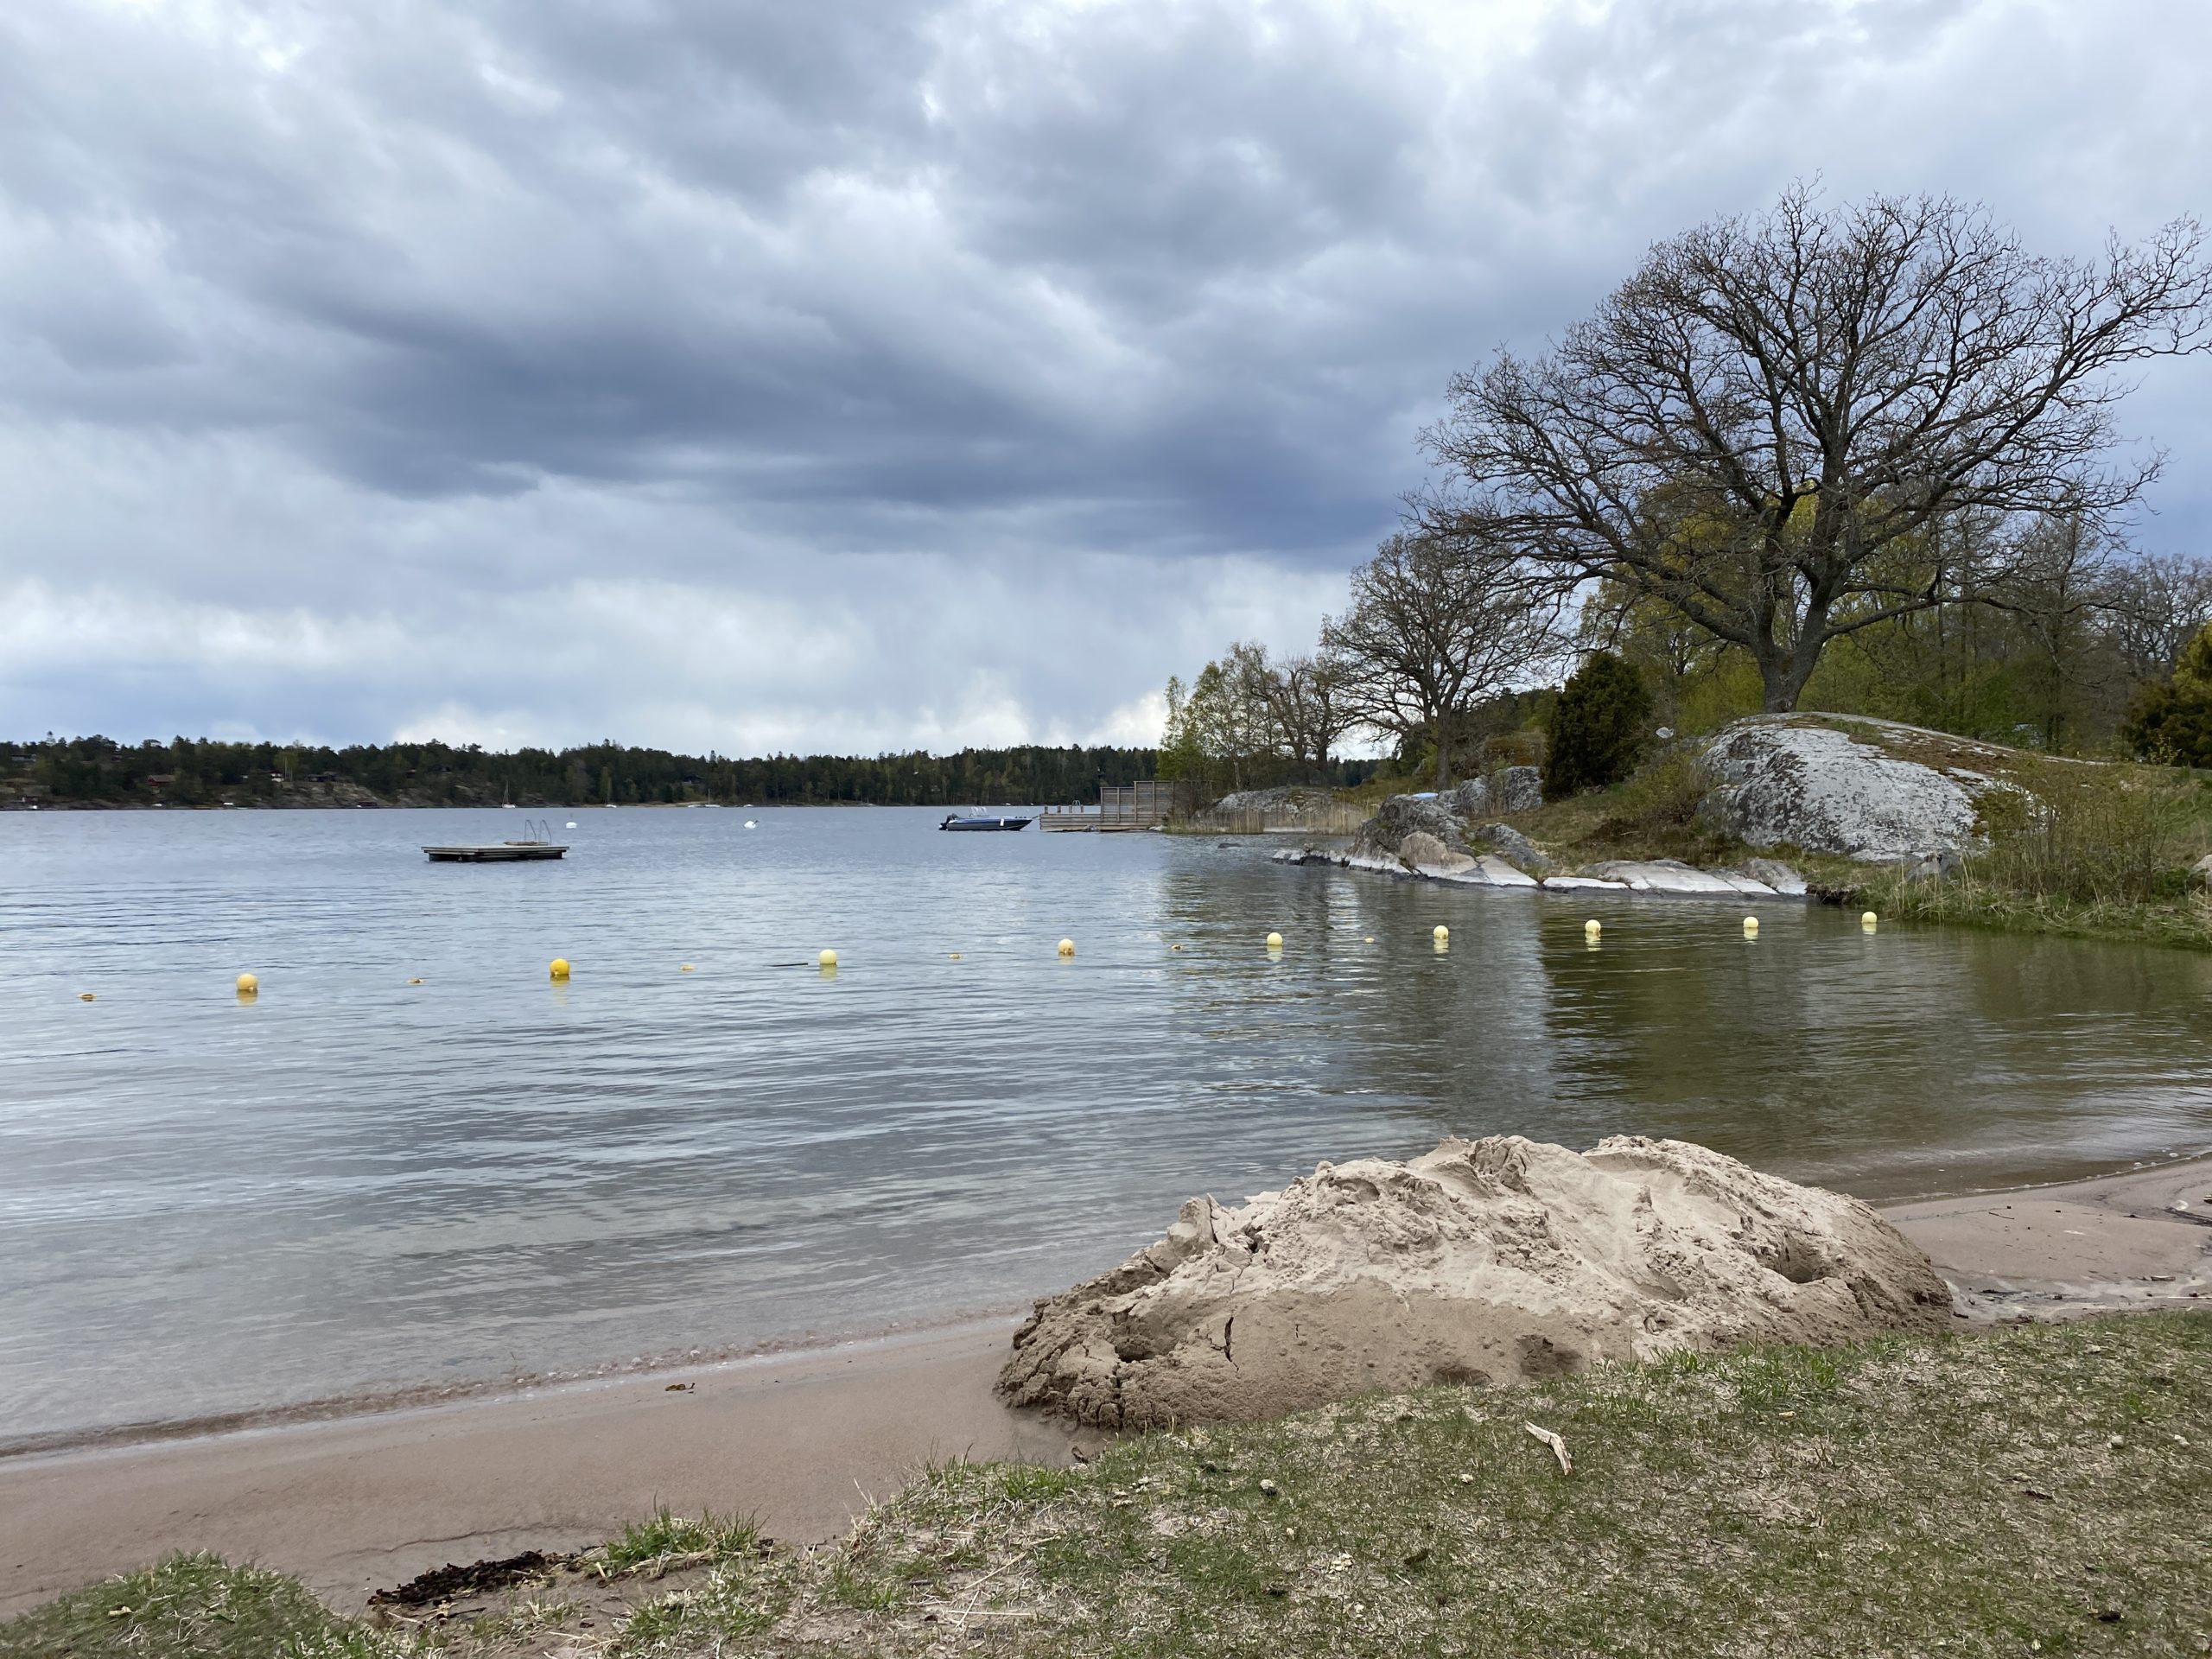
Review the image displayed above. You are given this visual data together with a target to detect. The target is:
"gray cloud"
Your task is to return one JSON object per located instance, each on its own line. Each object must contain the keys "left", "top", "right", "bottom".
{"left": 3, "top": 0, "right": 2209, "bottom": 751}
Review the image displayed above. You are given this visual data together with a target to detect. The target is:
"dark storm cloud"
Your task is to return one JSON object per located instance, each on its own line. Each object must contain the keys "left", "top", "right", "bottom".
{"left": 2, "top": 0, "right": 2209, "bottom": 749}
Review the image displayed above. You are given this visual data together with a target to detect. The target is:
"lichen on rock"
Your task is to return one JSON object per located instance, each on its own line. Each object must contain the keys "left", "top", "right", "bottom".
{"left": 1347, "top": 795, "right": 1468, "bottom": 868}
{"left": 1698, "top": 715, "right": 2037, "bottom": 862}
{"left": 998, "top": 1135, "right": 1954, "bottom": 1430}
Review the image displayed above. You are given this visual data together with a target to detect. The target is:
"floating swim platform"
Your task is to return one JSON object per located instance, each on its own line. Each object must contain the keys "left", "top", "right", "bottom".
{"left": 423, "top": 841, "right": 569, "bottom": 862}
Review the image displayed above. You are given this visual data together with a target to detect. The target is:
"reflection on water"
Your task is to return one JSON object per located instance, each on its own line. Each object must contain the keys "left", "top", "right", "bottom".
{"left": 1, "top": 807, "right": 2207, "bottom": 1442}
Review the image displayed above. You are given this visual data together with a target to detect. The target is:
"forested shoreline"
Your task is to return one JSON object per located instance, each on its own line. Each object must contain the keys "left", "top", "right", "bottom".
{"left": 0, "top": 736, "right": 1168, "bottom": 810}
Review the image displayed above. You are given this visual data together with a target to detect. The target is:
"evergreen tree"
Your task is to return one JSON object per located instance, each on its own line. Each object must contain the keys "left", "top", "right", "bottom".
{"left": 2121, "top": 625, "right": 2212, "bottom": 766}
{"left": 1542, "top": 652, "right": 1654, "bottom": 798}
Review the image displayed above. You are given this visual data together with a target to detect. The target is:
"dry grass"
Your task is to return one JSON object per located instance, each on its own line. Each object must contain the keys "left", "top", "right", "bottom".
{"left": 1862, "top": 762, "right": 2212, "bottom": 950}
{"left": 13, "top": 1315, "right": 2208, "bottom": 1659}
{"left": 1502, "top": 742, "right": 1757, "bottom": 868}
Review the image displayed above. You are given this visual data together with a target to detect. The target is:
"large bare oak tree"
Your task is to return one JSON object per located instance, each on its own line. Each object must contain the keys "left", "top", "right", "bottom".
{"left": 1418, "top": 188, "right": 2212, "bottom": 712}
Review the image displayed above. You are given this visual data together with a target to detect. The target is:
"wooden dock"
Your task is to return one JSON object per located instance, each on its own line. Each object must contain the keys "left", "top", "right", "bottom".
{"left": 1041, "top": 781, "right": 1171, "bottom": 832}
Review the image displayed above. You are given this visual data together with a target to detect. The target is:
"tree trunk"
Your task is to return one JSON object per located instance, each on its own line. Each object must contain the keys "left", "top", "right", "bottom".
{"left": 1758, "top": 620, "right": 1828, "bottom": 713}
{"left": 1758, "top": 652, "right": 1799, "bottom": 713}
{"left": 1433, "top": 721, "right": 1453, "bottom": 789}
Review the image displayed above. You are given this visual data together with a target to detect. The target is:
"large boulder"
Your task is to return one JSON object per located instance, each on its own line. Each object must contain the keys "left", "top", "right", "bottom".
{"left": 1700, "top": 715, "right": 2032, "bottom": 861}
{"left": 1348, "top": 795, "right": 1467, "bottom": 868}
{"left": 1395, "top": 830, "right": 1478, "bottom": 877}
{"left": 999, "top": 1136, "right": 1953, "bottom": 1430}
{"left": 1452, "top": 766, "right": 1541, "bottom": 817}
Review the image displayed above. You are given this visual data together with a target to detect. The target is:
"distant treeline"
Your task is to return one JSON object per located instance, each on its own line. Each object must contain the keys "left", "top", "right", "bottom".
{"left": 2, "top": 735, "right": 1183, "bottom": 809}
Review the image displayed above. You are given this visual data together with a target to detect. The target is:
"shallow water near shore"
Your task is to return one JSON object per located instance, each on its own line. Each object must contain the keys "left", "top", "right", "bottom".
{"left": 3, "top": 805, "right": 2209, "bottom": 1447}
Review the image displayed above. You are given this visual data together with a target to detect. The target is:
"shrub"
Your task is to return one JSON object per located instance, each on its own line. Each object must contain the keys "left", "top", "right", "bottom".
{"left": 2121, "top": 623, "right": 2212, "bottom": 766}
{"left": 1542, "top": 652, "right": 1654, "bottom": 799}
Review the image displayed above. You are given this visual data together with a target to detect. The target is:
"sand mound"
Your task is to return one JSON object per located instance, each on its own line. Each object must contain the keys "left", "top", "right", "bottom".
{"left": 999, "top": 1136, "right": 1953, "bottom": 1429}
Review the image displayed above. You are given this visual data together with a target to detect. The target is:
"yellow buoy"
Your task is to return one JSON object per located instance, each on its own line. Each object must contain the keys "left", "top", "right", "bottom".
{"left": 1170, "top": 944, "right": 1184, "bottom": 951}
{"left": 948, "top": 952, "right": 962, "bottom": 960}
{"left": 1058, "top": 938, "right": 1076, "bottom": 957}
{"left": 680, "top": 963, "right": 695, "bottom": 972}
{"left": 550, "top": 957, "right": 571, "bottom": 980}
{"left": 818, "top": 949, "right": 838, "bottom": 969}
{"left": 79, "top": 991, "right": 95, "bottom": 1001}
{"left": 407, "top": 977, "right": 423, "bottom": 985}
{"left": 1584, "top": 919, "right": 1601, "bottom": 938}
{"left": 1432, "top": 925, "right": 1449, "bottom": 943}
{"left": 1861, "top": 911, "right": 1878, "bottom": 930}
{"left": 1363, "top": 936, "right": 1375, "bottom": 943}
{"left": 1742, "top": 916, "right": 1758, "bottom": 937}
{"left": 1266, "top": 931, "right": 1284, "bottom": 949}
{"left": 236, "top": 973, "right": 258, "bottom": 995}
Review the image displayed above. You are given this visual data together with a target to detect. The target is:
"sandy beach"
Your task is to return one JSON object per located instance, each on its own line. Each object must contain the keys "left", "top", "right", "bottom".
{"left": 2, "top": 1155, "right": 2205, "bottom": 1619}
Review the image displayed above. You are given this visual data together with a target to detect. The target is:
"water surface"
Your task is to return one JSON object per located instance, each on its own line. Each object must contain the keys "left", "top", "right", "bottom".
{"left": 2, "top": 806, "right": 2208, "bottom": 1446}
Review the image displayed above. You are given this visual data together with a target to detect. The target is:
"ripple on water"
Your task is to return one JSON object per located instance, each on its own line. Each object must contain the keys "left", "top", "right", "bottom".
{"left": 1, "top": 806, "right": 2209, "bottom": 1443}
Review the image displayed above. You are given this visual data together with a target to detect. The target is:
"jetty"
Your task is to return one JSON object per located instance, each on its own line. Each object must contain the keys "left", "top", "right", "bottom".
{"left": 1041, "top": 781, "right": 1172, "bottom": 833}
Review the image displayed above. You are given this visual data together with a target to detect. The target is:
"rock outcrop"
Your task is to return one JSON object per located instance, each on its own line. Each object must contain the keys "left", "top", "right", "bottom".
{"left": 1584, "top": 858, "right": 1784, "bottom": 898}
{"left": 1451, "top": 766, "right": 1542, "bottom": 817}
{"left": 1346, "top": 795, "right": 1468, "bottom": 871}
{"left": 1470, "top": 822, "right": 1552, "bottom": 874}
{"left": 999, "top": 1136, "right": 1954, "bottom": 1430}
{"left": 1212, "top": 785, "right": 1342, "bottom": 818}
{"left": 1699, "top": 715, "right": 2035, "bottom": 862}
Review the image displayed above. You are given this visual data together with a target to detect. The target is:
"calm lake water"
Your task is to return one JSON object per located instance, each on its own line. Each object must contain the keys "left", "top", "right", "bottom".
{"left": 3, "top": 806, "right": 2209, "bottom": 1446}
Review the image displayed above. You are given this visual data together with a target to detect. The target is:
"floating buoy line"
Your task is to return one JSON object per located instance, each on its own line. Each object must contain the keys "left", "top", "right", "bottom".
{"left": 95, "top": 912, "right": 1893, "bottom": 1006}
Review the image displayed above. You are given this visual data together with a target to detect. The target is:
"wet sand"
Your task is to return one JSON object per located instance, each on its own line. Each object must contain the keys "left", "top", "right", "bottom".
{"left": 2, "top": 1157, "right": 2206, "bottom": 1618}
{"left": 1885, "top": 1154, "right": 2212, "bottom": 1318}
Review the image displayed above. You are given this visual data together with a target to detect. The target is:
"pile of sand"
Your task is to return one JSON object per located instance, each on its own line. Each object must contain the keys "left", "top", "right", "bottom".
{"left": 999, "top": 1136, "right": 1953, "bottom": 1429}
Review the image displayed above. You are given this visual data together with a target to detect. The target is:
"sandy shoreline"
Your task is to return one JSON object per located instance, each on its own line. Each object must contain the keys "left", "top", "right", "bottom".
{"left": 2, "top": 1155, "right": 2206, "bottom": 1618}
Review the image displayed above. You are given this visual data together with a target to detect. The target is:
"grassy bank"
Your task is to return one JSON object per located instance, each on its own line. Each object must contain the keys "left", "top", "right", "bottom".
{"left": 9, "top": 1313, "right": 2207, "bottom": 1658}
{"left": 1498, "top": 720, "right": 2212, "bottom": 950}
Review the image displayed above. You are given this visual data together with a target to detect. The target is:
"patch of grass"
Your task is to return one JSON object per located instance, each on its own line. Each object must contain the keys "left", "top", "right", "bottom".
{"left": 612, "top": 1557, "right": 794, "bottom": 1656}
{"left": 0, "top": 1553, "right": 356, "bottom": 1659}
{"left": 13, "top": 1318, "right": 2209, "bottom": 1656}
{"left": 594, "top": 1508, "right": 760, "bottom": 1577}
{"left": 778, "top": 1313, "right": 2209, "bottom": 1657}
{"left": 1865, "top": 764, "right": 2212, "bottom": 949}
{"left": 1509, "top": 741, "right": 1757, "bottom": 868}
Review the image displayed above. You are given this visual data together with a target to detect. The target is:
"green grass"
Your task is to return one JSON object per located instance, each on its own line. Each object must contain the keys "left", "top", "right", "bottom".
{"left": 14, "top": 1315, "right": 2207, "bottom": 1658}
{"left": 0, "top": 1553, "right": 362, "bottom": 1659}
{"left": 594, "top": 1508, "right": 761, "bottom": 1577}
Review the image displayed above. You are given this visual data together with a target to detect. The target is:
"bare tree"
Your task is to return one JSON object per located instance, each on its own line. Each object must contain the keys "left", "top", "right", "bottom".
{"left": 2104, "top": 550, "right": 2212, "bottom": 681}
{"left": 1250, "top": 646, "right": 1355, "bottom": 771}
{"left": 1419, "top": 188, "right": 2212, "bottom": 712}
{"left": 1975, "top": 514, "right": 2125, "bottom": 751}
{"left": 1324, "top": 531, "right": 1567, "bottom": 788}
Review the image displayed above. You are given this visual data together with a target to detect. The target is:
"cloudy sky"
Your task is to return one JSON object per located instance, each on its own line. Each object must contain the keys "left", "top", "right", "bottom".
{"left": 3, "top": 0, "right": 2209, "bottom": 755}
